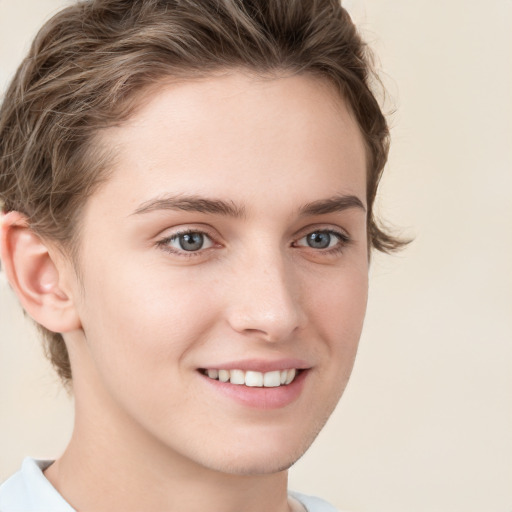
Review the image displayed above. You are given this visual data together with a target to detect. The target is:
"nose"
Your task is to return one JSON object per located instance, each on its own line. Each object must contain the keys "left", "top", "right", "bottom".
{"left": 225, "top": 249, "right": 306, "bottom": 343}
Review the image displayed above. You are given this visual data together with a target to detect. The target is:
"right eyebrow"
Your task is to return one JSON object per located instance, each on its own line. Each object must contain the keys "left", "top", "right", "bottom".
{"left": 299, "top": 194, "right": 366, "bottom": 216}
{"left": 130, "top": 194, "right": 246, "bottom": 218}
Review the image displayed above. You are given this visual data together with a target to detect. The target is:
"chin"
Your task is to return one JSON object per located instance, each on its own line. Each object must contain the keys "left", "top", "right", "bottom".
{"left": 191, "top": 423, "right": 325, "bottom": 476}
{"left": 203, "top": 450, "right": 302, "bottom": 476}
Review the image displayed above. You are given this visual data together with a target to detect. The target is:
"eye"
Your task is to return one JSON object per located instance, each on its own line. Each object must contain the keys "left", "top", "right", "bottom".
{"left": 294, "top": 230, "right": 349, "bottom": 251}
{"left": 160, "top": 230, "right": 215, "bottom": 253}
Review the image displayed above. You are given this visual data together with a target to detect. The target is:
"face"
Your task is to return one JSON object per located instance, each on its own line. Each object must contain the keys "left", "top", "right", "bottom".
{"left": 66, "top": 72, "right": 369, "bottom": 475}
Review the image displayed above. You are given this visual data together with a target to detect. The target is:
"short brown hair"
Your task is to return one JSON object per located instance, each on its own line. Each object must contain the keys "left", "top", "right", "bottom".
{"left": 0, "top": 0, "right": 406, "bottom": 385}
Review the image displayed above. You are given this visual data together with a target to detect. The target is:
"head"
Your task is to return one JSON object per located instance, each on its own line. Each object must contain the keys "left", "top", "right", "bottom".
{"left": 0, "top": 0, "right": 405, "bottom": 475}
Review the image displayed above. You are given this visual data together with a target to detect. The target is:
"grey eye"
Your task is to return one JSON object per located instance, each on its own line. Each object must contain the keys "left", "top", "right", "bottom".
{"left": 295, "top": 230, "right": 345, "bottom": 250}
{"left": 162, "top": 231, "right": 215, "bottom": 253}
{"left": 178, "top": 232, "right": 206, "bottom": 251}
{"left": 306, "top": 232, "right": 333, "bottom": 249}
{"left": 159, "top": 230, "right": 215, "bottom": 255}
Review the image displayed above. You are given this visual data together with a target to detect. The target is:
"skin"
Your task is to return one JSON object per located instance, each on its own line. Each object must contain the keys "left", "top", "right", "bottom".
{"left": 4, "top": 72, "right": 369, "bottom": 511}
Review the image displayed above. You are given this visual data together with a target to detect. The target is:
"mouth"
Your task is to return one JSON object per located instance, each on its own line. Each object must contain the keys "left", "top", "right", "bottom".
{"left": 199, "top": 368, "right": 301, "bottom": 388}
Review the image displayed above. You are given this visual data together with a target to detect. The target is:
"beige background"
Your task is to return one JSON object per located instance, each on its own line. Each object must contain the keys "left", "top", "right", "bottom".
{"left": 1, "top": 1, "right": 511, "bottom": 511}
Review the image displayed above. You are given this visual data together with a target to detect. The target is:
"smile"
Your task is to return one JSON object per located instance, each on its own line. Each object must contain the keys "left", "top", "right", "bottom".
{"left": 200, "top": 368, "right": 299, "bottom": 387}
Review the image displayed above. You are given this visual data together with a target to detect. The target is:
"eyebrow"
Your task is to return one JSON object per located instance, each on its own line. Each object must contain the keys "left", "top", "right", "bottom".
{"left": 131, "top": 193, "right": 365, "bottom": 218}
{"left": 299, "top": 195, "right": 366, "bottom": 216}
{"left": 131, "top": 194, "right": 246, "bottom": 218}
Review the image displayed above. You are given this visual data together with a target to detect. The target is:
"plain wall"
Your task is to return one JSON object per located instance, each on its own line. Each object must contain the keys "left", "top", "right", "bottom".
{"left": 1, "top": 1, "right": 511, "bottom": 511}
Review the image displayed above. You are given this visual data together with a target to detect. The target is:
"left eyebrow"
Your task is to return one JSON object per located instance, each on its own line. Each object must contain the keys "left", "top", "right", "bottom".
{"left": 299, "top": 195, "right": 366, "bottom": 216}
{"left": 130, "top": 194, "right": 246, "bottom": 218}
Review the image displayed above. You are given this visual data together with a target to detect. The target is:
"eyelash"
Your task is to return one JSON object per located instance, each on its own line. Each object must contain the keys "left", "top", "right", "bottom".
{"left": 156, "top": 228, "right": 218, "bottom": 259}
{"left": 156, "top": 228, "right": 351, "bottom": 258}
{"left": 293, "top": 229, "right": 351, "bottom": 255}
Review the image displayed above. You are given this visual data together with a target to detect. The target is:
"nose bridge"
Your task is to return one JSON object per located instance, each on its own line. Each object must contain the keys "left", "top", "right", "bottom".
{"left": 226, "top": 242, "right": 304, "bottom": 342}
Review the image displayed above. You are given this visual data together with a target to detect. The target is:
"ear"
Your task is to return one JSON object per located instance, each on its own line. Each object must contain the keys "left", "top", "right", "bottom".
{"left": 1, "top": 211, "right": 81, "bottom": 334}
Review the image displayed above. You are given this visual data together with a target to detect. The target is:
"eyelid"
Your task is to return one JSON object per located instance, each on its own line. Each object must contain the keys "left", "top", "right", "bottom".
{"left": 293, "top": 223, "right": 351, "bottom": 241}
{"left": 292, "top": 226, "right": 352, "bottom": 252}
{"left": 156, "top": 225, "right": 222, "bottom": 258}
{"left": 155, "top": 223, "right": 351, "bottom": 259}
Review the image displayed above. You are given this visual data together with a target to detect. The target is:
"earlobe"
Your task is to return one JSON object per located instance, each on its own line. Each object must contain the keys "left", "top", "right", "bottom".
{"left": 0, "top": 211, "right": 81, "bottom": 334}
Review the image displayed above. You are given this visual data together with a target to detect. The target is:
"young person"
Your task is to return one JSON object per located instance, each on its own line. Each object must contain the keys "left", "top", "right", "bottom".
{"left": 0, "top": 1, "right": 405, "bottom": 510}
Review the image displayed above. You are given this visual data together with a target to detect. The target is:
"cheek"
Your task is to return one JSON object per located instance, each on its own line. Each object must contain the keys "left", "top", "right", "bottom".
{"left": 311, "top": 259, "right": 368, "bottom": 322}
{"left": 74, "top": 264, "right": 220, "bottom": 430}
{"left": 307, "top": 262, "right": 368, "bottom": 361}
{"left": 77, "top": 258, "right": 218, "bottom": 380}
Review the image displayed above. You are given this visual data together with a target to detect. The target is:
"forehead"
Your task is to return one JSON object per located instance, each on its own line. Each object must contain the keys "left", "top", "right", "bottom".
{"left": 88, "top": 72, "right": 367, "bottom": 217}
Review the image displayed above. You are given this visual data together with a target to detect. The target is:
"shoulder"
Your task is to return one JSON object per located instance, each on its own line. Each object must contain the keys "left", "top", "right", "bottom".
{"left": 0, "top": 458, "right": 74, "bottom": 512}
{"left": 290, "top": 490, "right": 348, "bottom": 512}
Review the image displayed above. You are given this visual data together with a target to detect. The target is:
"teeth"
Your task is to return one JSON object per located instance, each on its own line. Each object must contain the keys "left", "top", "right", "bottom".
{"left": 218, "top": 369, "right": 230, "bottom": 382}
{"left": 207, "top": 369, "right": 218, "bottom": 379}
{"left": 204, "top": 368, "right": 299, "bottom": 387}
{"left": 263, "top": 370, "right": 281, "bottom": 387}
{"left": 284, "top": 369, "right": 296, "bottom": 385}
{"left": 230, "top": 369, "right": 245, "bottom": 385}
{"left": 245, "top": 371, "right": 263, "bottom": 387}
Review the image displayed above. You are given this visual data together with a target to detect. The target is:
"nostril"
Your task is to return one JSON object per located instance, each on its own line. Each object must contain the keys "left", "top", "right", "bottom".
{"left": 227, "top": 307, "right": 303, "bottom": 343}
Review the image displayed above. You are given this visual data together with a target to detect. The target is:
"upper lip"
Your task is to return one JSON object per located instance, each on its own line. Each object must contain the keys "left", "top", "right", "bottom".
{"left": 198, "top": 358, "right": 312, "bottom": 373}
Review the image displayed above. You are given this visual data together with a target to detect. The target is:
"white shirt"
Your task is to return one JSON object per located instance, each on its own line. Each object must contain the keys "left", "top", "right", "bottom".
{"left": 0, "top": 458, "right": 342, "bottom": 512}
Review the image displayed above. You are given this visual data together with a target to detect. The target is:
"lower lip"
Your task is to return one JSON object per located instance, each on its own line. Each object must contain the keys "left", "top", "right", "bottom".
{"left": 198, "top": 370, "right": 309, "bottom": 410}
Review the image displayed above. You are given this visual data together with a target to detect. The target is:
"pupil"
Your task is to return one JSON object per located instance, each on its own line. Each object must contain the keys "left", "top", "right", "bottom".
{"left": 307, "top": 232, "right": 330, "bottom": 249}
{"left": 179, "top": 233, "right": 204, "bottom": 251}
